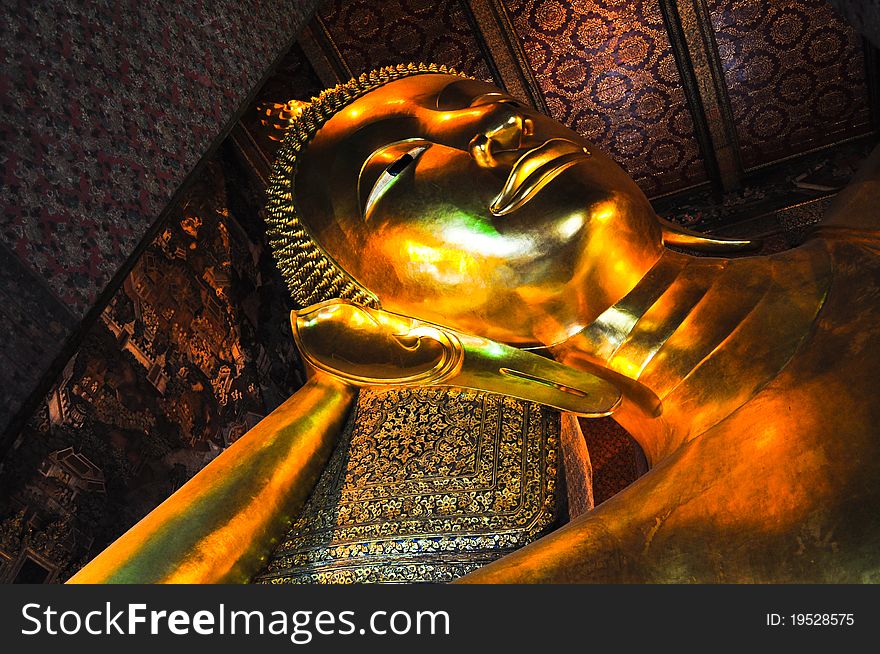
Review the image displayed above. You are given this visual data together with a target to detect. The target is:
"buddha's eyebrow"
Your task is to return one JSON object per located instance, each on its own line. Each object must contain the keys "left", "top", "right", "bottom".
{"left": 435, "top": 80, "right": 522, "bottom": 110}
{"left": 348, "top": 115, "right": 424, "bottom": 158}
{"left": 359, "top": 140, "right": 430, "bottom": 220}
{"left": 359, "top": 137, "right": 428, "bottom": 176}
{"left": 471, "top": 92, "right": 507, "bottom": 103}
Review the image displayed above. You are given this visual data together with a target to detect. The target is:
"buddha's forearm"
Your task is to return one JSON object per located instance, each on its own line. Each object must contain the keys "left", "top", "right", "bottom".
{"left": 67, "top": 374, "right": 356, "bottom": 584}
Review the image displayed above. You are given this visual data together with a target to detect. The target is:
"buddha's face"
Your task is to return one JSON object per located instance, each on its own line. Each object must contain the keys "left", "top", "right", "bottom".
{"left": 295, "top": 74, "right": 663, "bottom": 346}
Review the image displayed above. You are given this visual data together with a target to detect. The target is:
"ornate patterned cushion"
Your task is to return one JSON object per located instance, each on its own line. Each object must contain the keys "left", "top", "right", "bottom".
{"left": 253, "top": 387, "right": 562, "bottom": 583}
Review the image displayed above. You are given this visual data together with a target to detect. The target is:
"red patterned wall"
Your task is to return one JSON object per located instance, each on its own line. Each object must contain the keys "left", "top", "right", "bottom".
{"left": 0, "top": 0, "right": 321, "bottom": 439}
{"left": 503, "top": 0, "right": 708, "bottom": 198}
{"left": 708, "top": 0, "right": 872, "bottom": 169}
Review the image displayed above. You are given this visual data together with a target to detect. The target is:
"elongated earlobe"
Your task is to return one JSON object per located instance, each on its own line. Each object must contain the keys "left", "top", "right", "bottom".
{"left": 659, "top": 217, "right": 762, "bottom": 254}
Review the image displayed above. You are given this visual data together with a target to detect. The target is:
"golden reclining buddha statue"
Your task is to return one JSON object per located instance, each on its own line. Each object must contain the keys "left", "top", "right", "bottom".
{"left": 71, "top": 64, "right": 880, "bottom": 583}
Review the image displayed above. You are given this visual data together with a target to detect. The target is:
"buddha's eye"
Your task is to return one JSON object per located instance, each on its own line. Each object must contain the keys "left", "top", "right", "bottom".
{"left": 363, "top": 144, "right": 428, "bottom": 220}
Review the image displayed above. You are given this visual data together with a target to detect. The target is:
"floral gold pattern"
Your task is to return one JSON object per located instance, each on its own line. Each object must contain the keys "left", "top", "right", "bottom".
{"left": 253, "top": 387, "right": 562, "bottom": 583}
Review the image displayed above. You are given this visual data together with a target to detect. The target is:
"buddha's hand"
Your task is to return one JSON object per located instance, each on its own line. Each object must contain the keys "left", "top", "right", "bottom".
{"left": 292, "top": 299, "right": 621, "bottom": 417}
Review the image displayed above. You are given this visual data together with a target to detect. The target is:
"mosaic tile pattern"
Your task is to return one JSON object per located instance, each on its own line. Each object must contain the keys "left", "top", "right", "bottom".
{"left": 318, "top": 0, "right": 494, "bottom": 80}
{"left": 502, "top": 0, "right": 708, "bottom": 197}
{"left": 1, "top": 0, "right": 319, "bottom": 314}
{"left": 708, "top": 0, "right": 872, "bottom": 169}
{"left": 256, "top": 388, "right": 562, "bottom": 584}
{"left": 0, "top": 157, "right": 303, "bottom": 583}
{"left": 0, "top": 0, "right": 319, "bottom": 435}
{"left": 0, "top": 244, "right": 74, "bottom": 429}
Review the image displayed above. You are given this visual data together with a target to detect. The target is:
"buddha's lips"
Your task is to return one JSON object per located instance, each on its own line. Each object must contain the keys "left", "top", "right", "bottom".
{"left": 490, "top": 138, "right": 591, "bottom": 217}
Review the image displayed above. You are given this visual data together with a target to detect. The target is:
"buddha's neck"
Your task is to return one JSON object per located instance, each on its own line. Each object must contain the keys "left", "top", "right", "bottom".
{"left": 551, "top": 241, "right": 832, "bottom": 465}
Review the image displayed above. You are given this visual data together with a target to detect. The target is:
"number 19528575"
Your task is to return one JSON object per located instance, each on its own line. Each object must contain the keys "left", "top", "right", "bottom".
{"left": 766, "top": 613, "right": 854, "bottom": 627}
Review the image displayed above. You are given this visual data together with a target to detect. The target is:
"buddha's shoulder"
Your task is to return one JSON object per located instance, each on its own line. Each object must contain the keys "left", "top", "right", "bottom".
{"left": 781, "top": 232, "right": 880, "bottom": 374}
{"left": 723, "top": 234, "right": 880, "bottom": 450}
{"left": 817, "top": 146, "right": 880, "bottom": 234}
{"left": 808, "top": 224, "right": 880, "bottom": 262}
{"left": 790, "top": 225, "right": 880, "bottom": 294}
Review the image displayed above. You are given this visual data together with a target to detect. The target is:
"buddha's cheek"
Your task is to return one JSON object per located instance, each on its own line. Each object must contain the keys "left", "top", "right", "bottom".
{"left": 363, "top": 229, "right": 509, "bottom": 321}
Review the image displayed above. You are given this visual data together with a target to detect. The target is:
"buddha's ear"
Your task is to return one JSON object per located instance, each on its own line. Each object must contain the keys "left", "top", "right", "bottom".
{"left": 659, "top": 217, "right": 762, "bottom": 254}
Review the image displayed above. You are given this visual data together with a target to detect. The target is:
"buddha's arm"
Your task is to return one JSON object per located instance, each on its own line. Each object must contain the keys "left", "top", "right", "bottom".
{"left": 68, "top": 374, "right": 355, "bottom": 584}
{"left": 68, "top": 299, "right": 622, "bottom": 584}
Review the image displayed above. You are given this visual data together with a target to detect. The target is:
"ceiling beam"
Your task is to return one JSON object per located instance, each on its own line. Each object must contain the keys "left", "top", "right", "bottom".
{"left": 298, "top": 15, "right": 352, "bottom": 86}
{"left": 661, "top": 0, "right": 742, "bottom": 193}
{"left": 461, "top": 0, "right": 548, "bottom": 113}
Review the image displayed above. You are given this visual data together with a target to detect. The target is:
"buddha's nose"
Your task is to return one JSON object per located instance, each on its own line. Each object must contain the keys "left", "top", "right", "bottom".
{"left": 468, "top": 108, "right": 534, "bottom": 169}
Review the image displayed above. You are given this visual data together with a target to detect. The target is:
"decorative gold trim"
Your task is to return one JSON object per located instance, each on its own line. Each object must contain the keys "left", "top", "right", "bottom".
{"left": 253, "top": 387, "right": 562, "bottom": 584}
